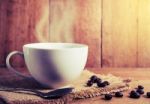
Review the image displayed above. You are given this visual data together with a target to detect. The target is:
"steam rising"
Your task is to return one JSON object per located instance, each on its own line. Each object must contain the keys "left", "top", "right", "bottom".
{"left": 36, "top": 0, "right": 76, "bottom": 42}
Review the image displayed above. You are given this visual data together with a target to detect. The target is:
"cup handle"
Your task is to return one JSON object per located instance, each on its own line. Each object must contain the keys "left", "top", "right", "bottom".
{"left": 6, "top": 51, "right": 32, "bottom": 78}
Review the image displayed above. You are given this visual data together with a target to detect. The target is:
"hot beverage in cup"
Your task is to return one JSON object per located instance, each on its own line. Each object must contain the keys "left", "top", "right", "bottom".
{"left": 6, "top": 43, "right": 88, "bottom": 88}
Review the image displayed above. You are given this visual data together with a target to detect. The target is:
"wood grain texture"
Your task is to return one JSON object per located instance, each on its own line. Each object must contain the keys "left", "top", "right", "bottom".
{"left": 74, "top": 0, "right": 101, "bottom": 67}
{"left": 102, "top": 0, "right": 138, "bottom": 67}
{"left": 6, "top": 0, "right": 31, "bottom": 67}
{"left": 138, "top": 0, "right": 150, "bottom": 67}
{"left": 0, "top": 0, "right": 8, "bottom": 67}
{"left": 2, "top": 0, "right": 150, "bottom": 68}
{"left": 3, "top": 0, "right": 49, "bottom": 67}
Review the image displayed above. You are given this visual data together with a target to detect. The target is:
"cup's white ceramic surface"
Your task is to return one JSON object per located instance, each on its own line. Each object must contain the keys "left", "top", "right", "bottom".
{"left": 6, "top": 43, "right": 88, "bottom": 88}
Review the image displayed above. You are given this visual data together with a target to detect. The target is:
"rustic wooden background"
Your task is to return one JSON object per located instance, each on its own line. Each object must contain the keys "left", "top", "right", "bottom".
{"left": 0, "top": 0, "right": 150, "bottom": 68}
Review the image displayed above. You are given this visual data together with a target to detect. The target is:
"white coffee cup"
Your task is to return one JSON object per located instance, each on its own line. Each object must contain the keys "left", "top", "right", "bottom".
{"left": 6, "top": 43, "right": 88, "bottom": 88}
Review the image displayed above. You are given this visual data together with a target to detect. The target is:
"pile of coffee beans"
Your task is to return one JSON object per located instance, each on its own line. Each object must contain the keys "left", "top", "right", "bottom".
{"left": 86, "top": 75, "right": 110, "bottom": 88}
{"left": 129, "top": 85, "right": 144, "bottom": 99}
{"left": 87, "top": 76, "right": 150, "bottom": 101}
{"left": 129, "top": 90, "right": 140, "bottom": 99}
{"left": 103, "top": 85, "right": 150, "bottom": 100}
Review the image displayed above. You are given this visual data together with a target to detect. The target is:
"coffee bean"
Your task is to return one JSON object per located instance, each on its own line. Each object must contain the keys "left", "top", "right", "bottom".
{"left": 130, "top": 90, "right": 136, "bottom": 95}
{"left": 103, "top": 81, "right": 110, "bottom": 85}
{"left": 136, "top": 89, "right": 144, "bottom": 95}
{"left": 97, "top": 82, "right": 106, "bottom": 87}
{"left": 115, "top": 92, "right": 123, "bottom": 97}
{"left": 146, "top": 92, "right": 150, "bottom": 98}
{"left": 90, "top": 75, "right": 97, "bottom": 83}
{"left": 138, "top": 85, "right": 144, "bottom": 89}
{"left": 105, "top": 94, "right": 112, "bottom": 100}
{"left": 95, "top": 78, "right": 102, "bottom": 83}
{"left": 130, "top": 93, "right": 140, "bottom": 99}
{"left": 130, "top": 90, "right": 140, "bottom": 99}
{"left": 87, "top": 80, "right": 93, "bottom": 87}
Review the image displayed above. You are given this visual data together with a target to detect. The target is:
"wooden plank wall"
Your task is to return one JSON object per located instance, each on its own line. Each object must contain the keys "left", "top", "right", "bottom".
{"left": 0, "top": 0, "right": 101, "bottom": 68}
{"left": 6, "top": 0, "right": 32, "bottom": 67}
{"left": 138, "top": 0, "right": 150, "bottom": 67}
{"left": 0, "top": 0, "right": 49, "bottom": 67}
{"left": 74, "top": 0, "right": 101, "bottom": 67}
{"left": 102, "top": 0, "right": 138, "bottom": 67}
{"left": 1, "top": 0, "right": 150, "bottom": 68}
{"left": 0, "top": 0, "right": 8, "bottom": 67}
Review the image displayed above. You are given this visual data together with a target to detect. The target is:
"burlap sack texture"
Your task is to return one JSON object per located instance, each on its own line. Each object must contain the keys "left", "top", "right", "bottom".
{"left": 0, "top": 70, "right": 131, "bottom": 104}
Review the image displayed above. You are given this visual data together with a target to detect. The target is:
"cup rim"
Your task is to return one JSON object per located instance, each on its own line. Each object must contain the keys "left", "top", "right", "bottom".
{"left": 23, "top": 43, "right": 88, "bottom": 50}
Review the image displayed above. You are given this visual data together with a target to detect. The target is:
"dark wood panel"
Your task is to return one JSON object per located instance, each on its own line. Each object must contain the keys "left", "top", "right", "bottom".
{"left": 0, "top": 0, "right": 8, "bottom": 67}
{"left": 3, "top": 0, "right": 49, "bottom": 67}
{"left": 5, "top": 0, "right": 31, "bottom": 67}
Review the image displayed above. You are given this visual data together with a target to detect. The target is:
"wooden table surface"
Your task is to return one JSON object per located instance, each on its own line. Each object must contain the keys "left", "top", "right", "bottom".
{"left": 0, "top": 68, "right": 150, "bottom": 104}
{"left": 73, "top": 68, "right": 150, "bottom": 104}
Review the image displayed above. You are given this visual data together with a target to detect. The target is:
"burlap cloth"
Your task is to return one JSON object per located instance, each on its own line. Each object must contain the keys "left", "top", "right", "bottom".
{"left": 0, "top": 69, "right": 131, "bottom": 104}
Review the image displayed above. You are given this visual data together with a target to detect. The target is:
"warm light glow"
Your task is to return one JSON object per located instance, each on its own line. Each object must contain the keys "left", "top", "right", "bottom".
{"left": 35, "top": 0, "right": 77, "bottom": 42}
